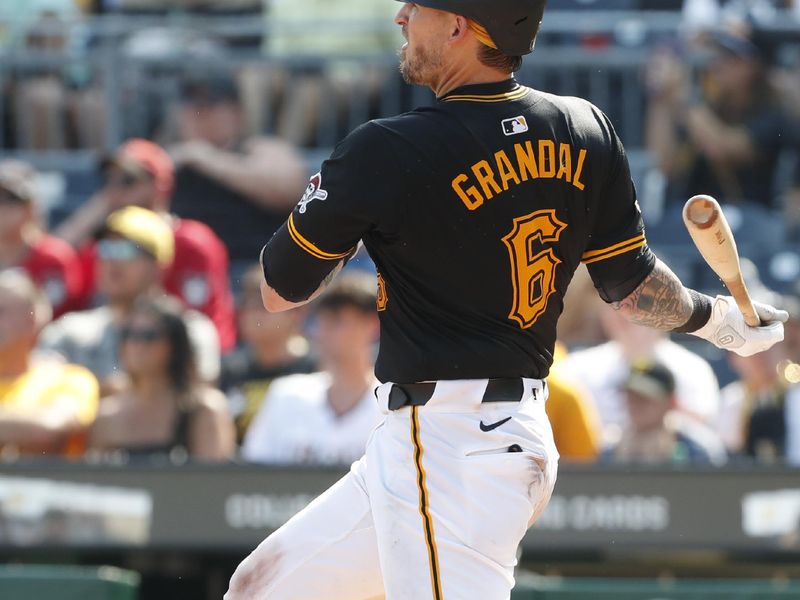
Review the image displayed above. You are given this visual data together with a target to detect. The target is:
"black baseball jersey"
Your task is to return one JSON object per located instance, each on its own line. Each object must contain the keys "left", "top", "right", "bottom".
{"left": 264, "top": 79, "right": 655, "bottom": 383}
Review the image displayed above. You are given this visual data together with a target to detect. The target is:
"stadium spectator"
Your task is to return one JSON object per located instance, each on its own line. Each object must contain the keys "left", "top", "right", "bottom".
{"left": 782, "top": 293, "right": 800, "bottom": 365}
{"left": 2, "top": 1, "right": 106, "bottom": 151}
{"left": 0, "top": 160, "right": 85, "bottom": 318}
{"left": 55, "top": 138, "right": 237, "bottom": 352}
{"left": 40, "top": 206, "right": 220, "bottom": 395}
{"left": 259, "top": 0, "right": 403, "bottom": 146}
{"left": 242, "top": 272, "right": 381, "bottom": 465}
{"left": 221, "top": 264, "right": 316, "bottom": 444}
{"left": 645, "top": 25, "right": 790, "bottom": 209}
{"left": 786, "top": 160, "right": 800, "bottom": 238}
{"left": 556, "top": 264, "right": 608, "bottom": 349}
{"left": 602, "top": 361, "right": 726, "bottom": 464}
{"left": 0, "top": 269, "right": 98, "bottom": 458}
{"left": 168, "top": 72, "right": 307, "bottom": 263}
{"left": 88, "top": 295, "right": 234, "bottom": 462}
{"left": 546, "top": 343, "right": 603, "bottom": 462}
{"left": 560, "top": 304, "right": 720, "bottom": 443}
{"left": 717, "top": 327, "right": 799, "bottom": 463}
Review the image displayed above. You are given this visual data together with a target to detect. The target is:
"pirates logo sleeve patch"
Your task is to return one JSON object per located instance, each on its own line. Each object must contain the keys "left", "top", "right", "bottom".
{"left": 297, "top": 172, "right": 329, "bottom": 214}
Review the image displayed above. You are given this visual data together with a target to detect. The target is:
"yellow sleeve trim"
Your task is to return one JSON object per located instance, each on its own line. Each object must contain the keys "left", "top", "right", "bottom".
{"left": 581, "top": 234, "right": 646, "bottom": 265}
{"left": 287, "top": 214, "right": 352, "bottom": 261}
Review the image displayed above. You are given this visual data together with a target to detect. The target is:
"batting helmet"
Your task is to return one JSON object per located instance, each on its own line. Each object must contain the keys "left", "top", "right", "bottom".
{"left": 395, "top": 0, "right": 547, "bottom": 56}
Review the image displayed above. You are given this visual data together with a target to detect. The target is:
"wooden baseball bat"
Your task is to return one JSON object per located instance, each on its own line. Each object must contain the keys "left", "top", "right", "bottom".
{"left": 682, "top": 194, "right": 761, "bottom": 327}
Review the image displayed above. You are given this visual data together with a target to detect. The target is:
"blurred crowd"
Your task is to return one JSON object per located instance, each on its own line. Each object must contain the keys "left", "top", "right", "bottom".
{"left": 0, "top": 0, "right": 799, "bottom": 468}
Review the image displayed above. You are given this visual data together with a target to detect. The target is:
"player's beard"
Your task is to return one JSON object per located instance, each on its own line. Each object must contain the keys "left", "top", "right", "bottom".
{"left": 399, "top": 41, "right": 444, "bottom": 87}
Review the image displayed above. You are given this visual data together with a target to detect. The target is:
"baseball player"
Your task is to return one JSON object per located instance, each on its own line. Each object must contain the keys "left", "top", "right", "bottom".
{"left": 226, "top": 1, "right": 787, "bottom": 599}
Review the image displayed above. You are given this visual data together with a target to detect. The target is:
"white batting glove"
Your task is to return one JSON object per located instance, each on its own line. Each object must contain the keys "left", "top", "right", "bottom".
{"left": 690, "top": 295, "right": 788, "bottom": 357}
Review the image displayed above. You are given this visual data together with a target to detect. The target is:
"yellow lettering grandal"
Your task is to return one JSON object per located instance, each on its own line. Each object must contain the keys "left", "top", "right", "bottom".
{"left": 451, "top": 141, "right": 589, "bottom": 209}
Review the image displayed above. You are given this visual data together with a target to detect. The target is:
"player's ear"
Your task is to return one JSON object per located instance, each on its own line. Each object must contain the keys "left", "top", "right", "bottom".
{"left": 449, "top": 15, "right": 469, "bottom": 44}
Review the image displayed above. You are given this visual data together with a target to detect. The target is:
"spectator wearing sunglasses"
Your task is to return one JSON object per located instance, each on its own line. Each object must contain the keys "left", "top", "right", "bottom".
{"left": 88, "top": 295, "right": 234, "bottom": 462}
{"left": 0, "top": 160, "right": 85, "bottom": 317}
{"left": 55, "top": 138, "right": 237, "bottom": 352}
{"left": 40, "top": 206, "right": 220, "bottom": 396}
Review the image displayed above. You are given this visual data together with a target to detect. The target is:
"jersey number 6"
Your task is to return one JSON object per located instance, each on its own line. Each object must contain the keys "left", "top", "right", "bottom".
{"left": 502, "top": 209, "right": 567, "bottom": 329}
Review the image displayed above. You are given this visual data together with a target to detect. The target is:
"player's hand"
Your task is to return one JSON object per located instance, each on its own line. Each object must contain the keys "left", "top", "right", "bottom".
{"left": 690, "top": 295, "right": 788, "bottom": 357}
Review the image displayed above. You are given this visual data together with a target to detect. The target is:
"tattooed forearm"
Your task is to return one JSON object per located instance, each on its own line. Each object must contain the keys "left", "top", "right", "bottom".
{"left": 306, "top": 254, "right": 350, "bottom": 303}
{"left": 612, "top": 259, "right": 693, "bottom": 330}
{"left": 320, "top": 260, "right": 345, "bottom": 290}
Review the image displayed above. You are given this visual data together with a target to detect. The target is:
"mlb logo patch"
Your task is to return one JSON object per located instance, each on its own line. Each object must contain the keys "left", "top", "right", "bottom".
{"left": 502, "top": 116, "right": 528, "bottom": 136}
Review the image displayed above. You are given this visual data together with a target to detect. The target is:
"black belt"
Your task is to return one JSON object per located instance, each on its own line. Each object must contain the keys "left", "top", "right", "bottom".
{"left": 387, "top": 378, "right": 528, "bottom": 411}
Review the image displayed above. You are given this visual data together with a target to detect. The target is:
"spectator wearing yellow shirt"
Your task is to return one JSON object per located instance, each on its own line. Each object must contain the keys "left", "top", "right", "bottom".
{"left": 547, "top": 342, "right": 602, "bottom": 462}
{"left": 0, "top": 269, "right": 98, "bottom": 457}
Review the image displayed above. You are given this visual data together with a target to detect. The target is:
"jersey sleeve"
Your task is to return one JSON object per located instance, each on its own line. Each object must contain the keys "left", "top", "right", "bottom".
{"left": 262, "top": 122, "right": 391, "bottom": 302}
{"left": 583, "top": 117, "right": 655, "bottom": 302}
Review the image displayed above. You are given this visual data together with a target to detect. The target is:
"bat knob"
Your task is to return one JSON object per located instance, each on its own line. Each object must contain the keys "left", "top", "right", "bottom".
{"left": 683, "top": 194, "right": 720, "bottom": 229}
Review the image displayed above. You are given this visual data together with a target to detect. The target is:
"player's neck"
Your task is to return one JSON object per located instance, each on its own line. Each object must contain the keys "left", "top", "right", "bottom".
{"left": 431, "top": 62, "right": 511, "bottom": 98}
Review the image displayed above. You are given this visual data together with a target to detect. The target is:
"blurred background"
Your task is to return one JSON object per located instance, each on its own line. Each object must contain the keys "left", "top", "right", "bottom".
{"left": 1, "top": 0, "right": 800, "bottom": 598}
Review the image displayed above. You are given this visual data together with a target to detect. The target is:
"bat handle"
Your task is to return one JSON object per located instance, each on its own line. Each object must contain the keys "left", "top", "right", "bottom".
{"left": 723, "top": 274, "right": 761, "bottom": 327}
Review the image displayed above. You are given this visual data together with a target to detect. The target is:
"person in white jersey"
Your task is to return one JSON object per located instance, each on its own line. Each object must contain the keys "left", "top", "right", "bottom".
{"left": 241, "top": 271, "right": 381, "bottom": 465}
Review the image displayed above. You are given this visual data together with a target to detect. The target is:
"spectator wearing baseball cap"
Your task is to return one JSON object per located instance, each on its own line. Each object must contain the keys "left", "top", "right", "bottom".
{"left": 602, "top": 360, "right": 726, "bottom": 465}
{"left": 55, "top": 138, "right": 237, "bottom": 352}
{"left": 168, "top": 72, "right": 307, "bottom": 263}
{"left": 0, "top": 160, "right": 85, "bottom": 318}
{"left": 560, "top": 303, "right": 721, "bottom": 442}
{"left": 40, "top": 206, "right": 220, "bottom": 396}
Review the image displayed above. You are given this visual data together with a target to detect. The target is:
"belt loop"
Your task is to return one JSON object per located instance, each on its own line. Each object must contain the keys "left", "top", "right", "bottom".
{"left": 482, "top": 378, "right": 525, "bottom": 403}
{"left": 388, "top": 384, "right": 411, "bottom": 411}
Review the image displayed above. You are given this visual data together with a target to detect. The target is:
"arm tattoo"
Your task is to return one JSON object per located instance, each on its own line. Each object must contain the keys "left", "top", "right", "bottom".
{"left": 612, "top": 259, "right": 693, "bottom": 330}
{"left": 320, "top": 260, "right": 345, "bottom": 289}
{"left": 305, "top": 259, "right": 347, "bottom": 303}
{"left": 313, "top": 243, "right": 358, "bottom": 298}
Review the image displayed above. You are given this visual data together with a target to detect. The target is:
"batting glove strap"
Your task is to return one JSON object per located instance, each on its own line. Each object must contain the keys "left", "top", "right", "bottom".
{"left": 689, "top": 295, "right": 788, "bottom": 357}
{"left": 671, "top": 289, "right": 712, "bottom": 333}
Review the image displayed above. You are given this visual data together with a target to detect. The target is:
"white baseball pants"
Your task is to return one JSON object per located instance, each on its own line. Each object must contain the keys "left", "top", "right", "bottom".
{"left": 226, "top": 378, "right": 558, "bottom": 600}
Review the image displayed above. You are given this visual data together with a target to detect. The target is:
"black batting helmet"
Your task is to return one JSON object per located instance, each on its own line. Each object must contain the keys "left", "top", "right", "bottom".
{"left": 395, "top": 0, "right": 547, "bottom": 56}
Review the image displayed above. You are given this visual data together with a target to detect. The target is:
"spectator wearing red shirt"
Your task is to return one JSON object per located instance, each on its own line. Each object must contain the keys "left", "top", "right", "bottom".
{"left": 56, "top": 139, "right": 237, "bottom": 352}
{"left": 0, "top": 160, "right": 84, "bottom": 317}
